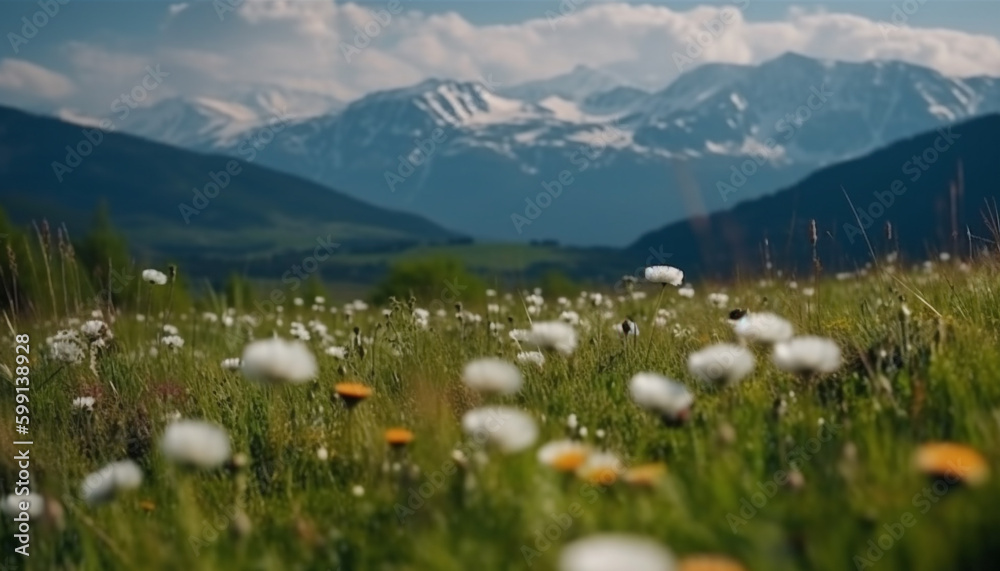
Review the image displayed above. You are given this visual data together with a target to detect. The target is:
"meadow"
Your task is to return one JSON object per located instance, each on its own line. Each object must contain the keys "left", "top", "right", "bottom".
{"left": 3, "top": 253, "right": 1000, "bottom": 571}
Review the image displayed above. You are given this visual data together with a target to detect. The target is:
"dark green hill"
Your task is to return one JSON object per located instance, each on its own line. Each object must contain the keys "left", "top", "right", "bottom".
{"left": 0, "top": 106, "right": 461, "bottom": 260}
{"left": 624, "top": 114, "right": 1000, "bottom": 279}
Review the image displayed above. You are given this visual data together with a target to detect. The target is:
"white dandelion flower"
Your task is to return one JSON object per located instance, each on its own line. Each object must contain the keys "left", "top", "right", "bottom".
{"left": 316, "top": 447, "right": 329, "bottom": 461}
{"left": 486, "top": 289, "right": 497, "bottom": 297}
{"left": 461, "top": 406, "right": 538, "bottom": 453}
{"left": 1, "top": 493, "right": 44, "bottom": 518}
{"left": 72, "top": 396, "right": 96, "bottom": 411}
{"left": 575, "top": 451, "right": 623, "bottom": 484}
{"left": 80, "top": 320, "right": 110, "bottom": 341}
{"left": 678, "top": 286, "right": 695, "bottom": 298}
{"left": 79, "top": 460, "right": 143, "bottom": 505}
{"left": 516, "top": 351, "right": 545, "bottom": 367}
{"left": 567, "top": 413, "right": 578, "bottom": 430}
{"left": 161, "top": 335, "right": 185, "bottom": 350}
{"left": 522, "top": 321, "right": 577, "bottom": 356}
{"left": 220, "top": 358, "right": 242, "bottom": 371}
{"left": 732, "top": 312, "right": 794, "bottom": 344}
{"left": 629, "top": 372, "right": 694, "bottom": 426}
{"left": 351, "top": 485, "right": 365, "bottom": 497}
{"left": 644, "top": 266, "right": 684, "bottom": 286}
{"left": 160, "top": 420, "right": 231, "bottom": 469}
{"left": 772, "top": 336, "right": 842, "bottom": 376}
{"left": 142, "top": 269, "right": 167, "bottom": 285}
{"left": 538, "top": 439, "right": 592, "bottom": 472}
{"left": 47, "top": 330, "right": 85, "bottom": 364}
{"left": 325, "top": 346, "right": 348, "bottom": 359}
{"left": 559, "top": 534, "right": 676, "bottom": 571}
{"left": 162, "top": 324, "right": 179, "bottom": 336}
{"left": 241, "top": 337, "right": 318, "bottom": 384}
{"left": 462, "top": 358, "right": 523, "bottom": 395}
{"left": 687, "top": 344, "right": 755, "bottom": 388}
{"left": 559, "top": 310, "right": 580, "bottom": 326}
{"left": 707, "top": 292, "right": 730, "bottom": 308}
{"left": 613, "top": 319, "right": 639, "bottom": 337}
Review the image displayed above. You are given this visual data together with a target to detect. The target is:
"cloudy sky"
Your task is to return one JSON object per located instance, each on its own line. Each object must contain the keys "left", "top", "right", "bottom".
{"left": 2, "top": 0, "right": 999, "bottom": 116}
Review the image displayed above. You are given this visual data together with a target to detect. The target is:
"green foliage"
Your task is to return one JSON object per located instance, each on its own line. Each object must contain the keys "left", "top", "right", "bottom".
{"left": 369, "top": 256, "right": 487, "bottom": 306}
{"left": 537, "top": 269, "right": 580, "bottom": 299}
{"left": 75, "top": 199, "right": 131, "bottom": 287}
{"left": 224, "top": 273, "right": 255, "bottom": 311}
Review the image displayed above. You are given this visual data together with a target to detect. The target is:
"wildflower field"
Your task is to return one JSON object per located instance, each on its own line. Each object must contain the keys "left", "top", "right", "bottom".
{"left": 4, "top": 259, "right": 1000, "bottom": 571}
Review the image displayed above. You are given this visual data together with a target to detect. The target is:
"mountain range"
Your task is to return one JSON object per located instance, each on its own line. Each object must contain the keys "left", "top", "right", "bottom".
{"left": 62, "top": 52, "right": 1000, "bottom": 247}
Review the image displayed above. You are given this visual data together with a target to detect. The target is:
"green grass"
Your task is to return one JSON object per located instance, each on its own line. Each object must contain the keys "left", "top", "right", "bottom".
{"left": 3, "top": 260, "right": 1000, "bottom": 571}
{"left": 338, "top": 243, "right": 580, "bottom": 271}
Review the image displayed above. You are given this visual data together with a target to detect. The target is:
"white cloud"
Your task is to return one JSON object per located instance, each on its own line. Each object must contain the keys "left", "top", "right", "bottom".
{"left": 41, "top": 2, "right": 1000, "bottom": 108}
{"left": 210, "top": 2, "right": 1000, "bottom": 99}
{"left": 168, "top": 3, "right": 190, "bottom": 17}
{"left": 0, "top": 58, "right": 75, "bottom": 100}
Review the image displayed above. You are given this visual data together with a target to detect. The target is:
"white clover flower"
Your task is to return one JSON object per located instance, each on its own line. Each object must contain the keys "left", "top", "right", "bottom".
{"left": 160, "top": 420, "right": 231, "bottom": 469}
{"left": 802, "top": 287, "right": 815, "bottom": 297}
{"left": 772, "top": 336, "right": 842, "bottom": 376}
{"left": 142, "top": 269, "right": 167, "bottom": 285}
{"left": 567, "top": 413, "right": 578, "bottom": 430}
{"left": 202, "top": 312, "right": 219, "bottom": 323}
{"left": 732, "top": 312, "right": 794, "bottom": 344}
{"left": 325, "top": 346, "right": 348, "bottom": 359}
{"left": 162, "top": 324, "right": 179, "bottom": 336}
{"left": 72, "top": 396, "right": 96, "bottom": 411}
{"left": 644, "top": 265, "right": 684, "bottom": 286}
{"left": 462, "top": 358, "right": 523, "bottom": 395}
{"left": 487, "top": 303, "right": 501, "bottom": 314}
{"left": 1, "top": 493, "right": 44, "bottom": 518}
{"left": 629, "top": 372, "right": 694, "bottom": 425}
{"left": 708, "top": 292, "right": 730, "bottom": 308}
{"left": 241, "top": 337, "right": 317, "bottom": 384}
{"left": 678, "top": 286, "right": 695, "bottom": 298}
{"left": 522, "top": 321, "right": 578, "bottom": 356}
{"left": 486, "top": 289, "right": 497, "bottom": 297}
{"left": 220, "top": 358, "right": 242, "bottom": 371}
{"left": 461, "top": 406, "right": 538, "bottom": 453}
{"left": 687, "top": 344, "right": 755, "bottom": 388}
{"left": 516, "top": 351, "right": 545, "bottom": 367}
{"left": 79, "top": 460, "right": 143, "bottom": 505}
{"left": 559, "top": 534, "right": 677, "bottom": 571}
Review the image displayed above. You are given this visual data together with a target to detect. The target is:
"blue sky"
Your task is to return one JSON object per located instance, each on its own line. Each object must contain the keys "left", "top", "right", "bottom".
{"left": 2, "top": 0, "right": 999, "bottom": 116}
